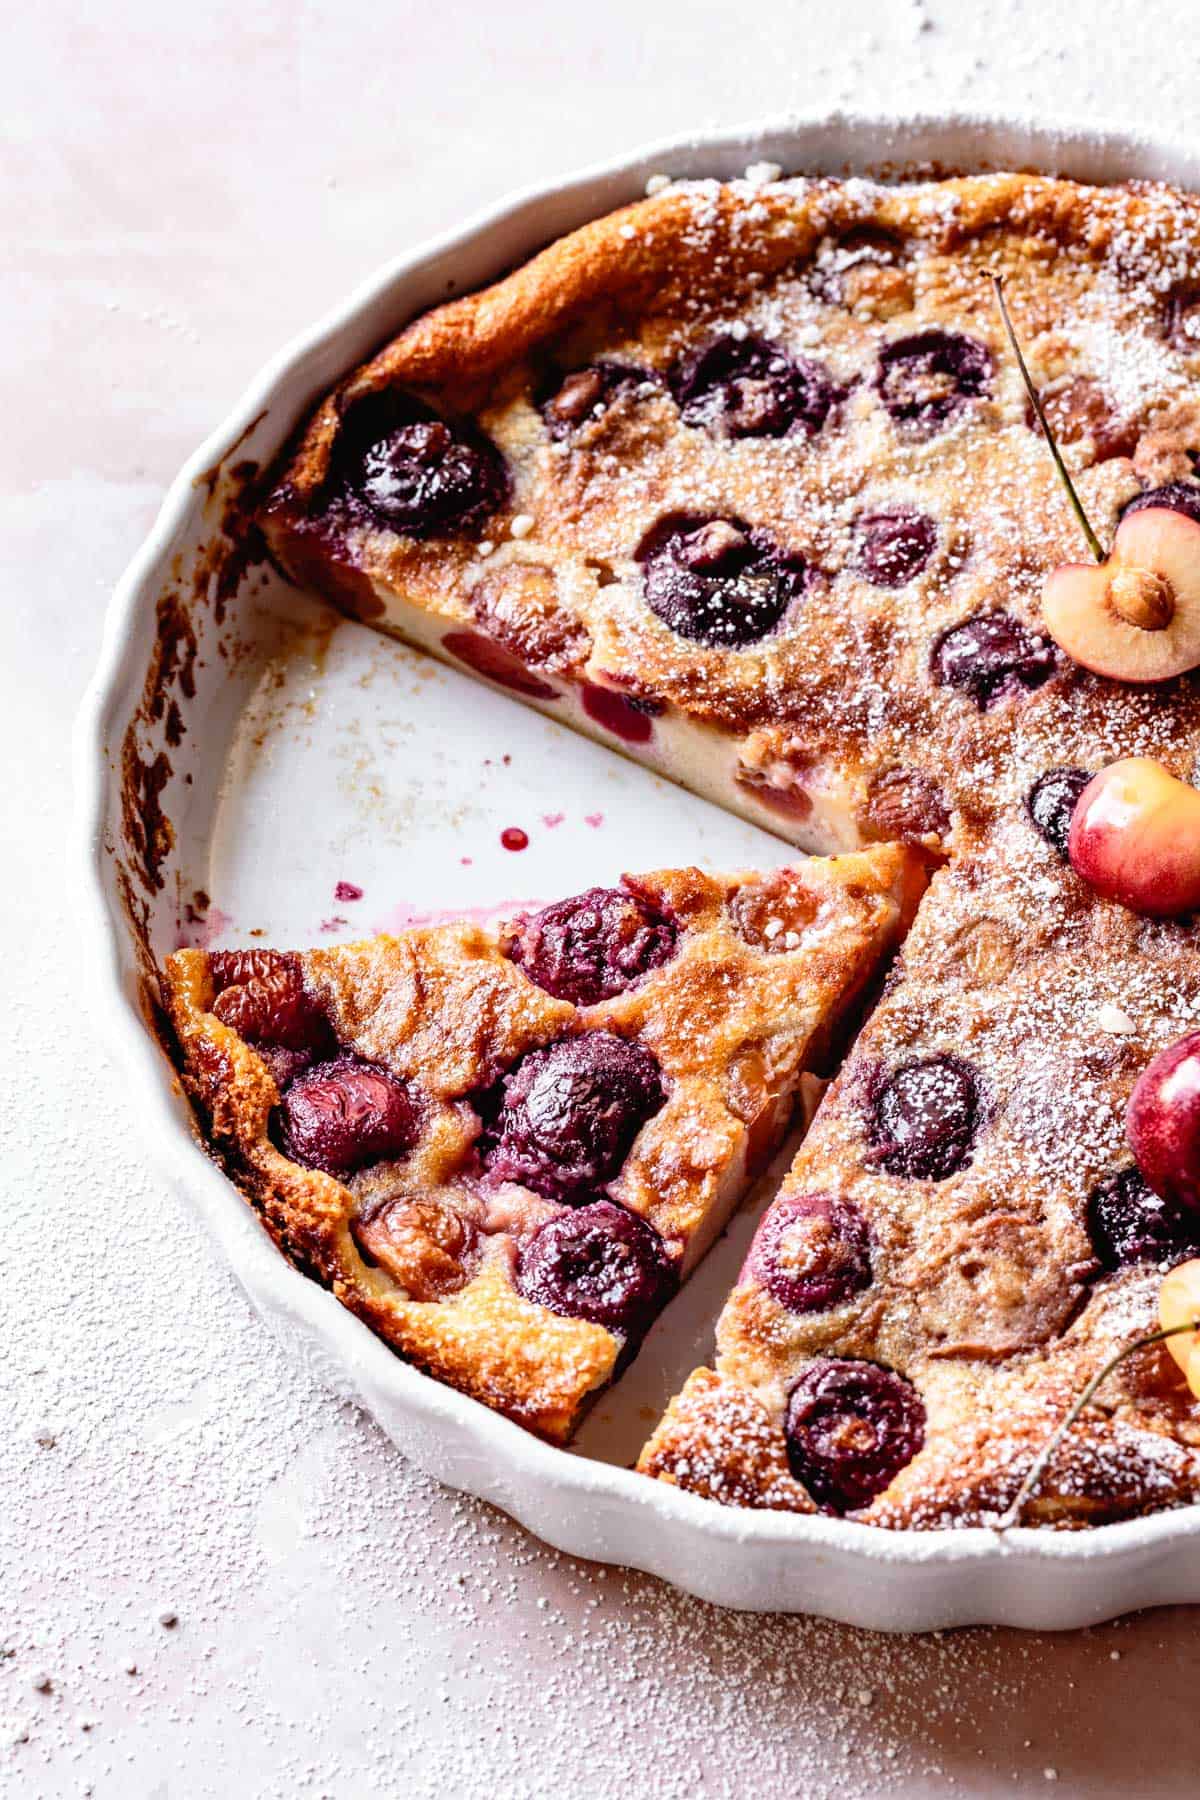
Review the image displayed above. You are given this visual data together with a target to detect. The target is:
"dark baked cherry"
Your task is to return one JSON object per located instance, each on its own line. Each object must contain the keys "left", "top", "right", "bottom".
{"left": 441, "top": 629, "right": 560, "bottom": 700}
{"left": 277, "top": 1057, "right": 418, "bottom": 1177}
{"left": 863, "top": 765, "right": 950, "bottom": 843}
{"left": 480, "top": 1032, "right": 665, "bottom": 1201}
{"left": 1122, "top": 480, "right": 1200, "bottom": 526}
{"left": 635, "top": 513, "right": 808, "bottom": 647}
{"left": 1164, "top": 286, "right": 1200, "bottom": 354}
{"left": 852, "top": 508, "right": 937, "bottom": 587}
{"left": 352, "top": 1197, "right": 476, "bottom": 1301}
{"left": 1087, "top": 1166, "right": 1200, "bottom": 1271}
{"left": 670, "top": 332, "right": 836, "bottom": 439}
{"left": 209, "top": 950, "right": 331, "bottom": 1054}
{"left": 1027, "top": 766, "right": 1092, "bottom": 859}
{"left": 515, "top": 1199, "right": 676, "bottom": 1336}
{"left": 808, "top": 225, "right": 906, "bottom": 304}
{"left": 931, "top": 612, "right": 1059, "bottom": 709}
{"left": 784, "top": 1358, "right": 925, "bottom": 1512}
{"left": 506, "top": 885, "right": 677, "bottom": 1006}
{"left": 745, "top": 1193, "right": 873, "bottom": 1314}
{"left": 337, "top": 391, "right": 507, "bottom": 536}
{"left": 869, "top": 1054, "right": 980, "bottom": 1182}
{"left": 580, "top": 683, "right": 658, "bottom": 743}
{"left": 540, "top": 362, "right": 654, "bottom": 439}
{"left": 876, "top": 330, "right": 992, "bottom": 431}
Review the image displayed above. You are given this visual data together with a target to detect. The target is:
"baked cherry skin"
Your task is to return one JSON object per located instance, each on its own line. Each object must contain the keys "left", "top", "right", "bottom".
{"left": 670, "top": 332, "right": 837, "bottom": 439}
{"left": 479, "top": 1031, "right": 666, "bottom": 1202}
{"left": 868, "top": 1054, "right": 981, "bottom": 1182}
{"left": 276, "top": 1057, "right": 419, "bottom": 1177}
{"left": 515, "top": 1199, "right": 677, "bottom": 1337}
{"left": 505, "top": 885, "right": 677, "bottom": 1006}
{"left": 1026, "top": 767, "right": 1092, "bottom": 860}
{"left": 352, "top": 1197, "right": 476, "bottom": 1301}
{"left": 808, "top": 225, "right": 906, "bottom": 305}
{"left": 1027, "top": 375, "right": 1136, "bottom": 465}
{"left": 1086, "top": 1166, "right": 1200, "bottom": 1270}
{"left": 931, "top": 612, "right": 1059, "bottom": 709}
{"left": 784, "top": 1358, "right": 926, "bottom": 1512}
{"left": 209, "top": 950, "right": 331, "bottom": 1053}
{"left": 1122, "top": 480, "right": 1200, "bottom": 527}
{"left": 540, "top": 362, "right": 656, "bottom": 438}
{"left": 852, "top": 508, "right": 937, "bottom": 587}
{"left": 744, "top": 1193, "right": 873, "bottom": 1313}
{"left": 335, "top": 390, "right": 508, "bottom": 537}
{"left": 635, "top": 513, "right": 809, "bottom": 648}
{"left": 876, "top": 330, "right": 992, "bottom": 431}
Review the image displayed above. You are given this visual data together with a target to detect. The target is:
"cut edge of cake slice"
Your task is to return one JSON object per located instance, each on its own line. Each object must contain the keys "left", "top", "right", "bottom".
{"left": 164, "top": 845, "right": 925, "bottom": 1444}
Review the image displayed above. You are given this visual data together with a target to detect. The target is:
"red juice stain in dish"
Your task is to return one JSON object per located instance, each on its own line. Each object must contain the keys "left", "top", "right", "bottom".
{"left": 501, "top": 827, "right": 529, "bottom": 852}
{"left": 334, "top": 881, "right": 364, "bottom": 903}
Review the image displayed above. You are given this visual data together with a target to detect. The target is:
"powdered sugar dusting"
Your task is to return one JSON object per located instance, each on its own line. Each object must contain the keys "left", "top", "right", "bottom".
{"left": 0, "top": 1001, "right": 1169, "bottom": 1793}
{"left": 10, "top": 918, "right": 1169, "bottom": 1795}
{"left": 371, "top": 895, "right": 543, "bottom": 934}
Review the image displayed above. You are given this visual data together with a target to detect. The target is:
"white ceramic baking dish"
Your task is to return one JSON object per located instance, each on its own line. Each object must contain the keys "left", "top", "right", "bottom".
{"left": 76, "top": 111, "right": 1200, "bottom": 1629}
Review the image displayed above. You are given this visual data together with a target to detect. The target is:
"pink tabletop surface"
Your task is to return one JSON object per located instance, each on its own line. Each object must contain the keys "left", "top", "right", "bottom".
{"left": 7, "top": 2, "right": 1200, "bottom": 1794}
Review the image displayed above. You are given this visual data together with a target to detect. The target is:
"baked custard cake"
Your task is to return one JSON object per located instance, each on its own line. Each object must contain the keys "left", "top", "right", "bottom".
{"left": 168, "top": 164, "right": 1200, "bottom": 1529}
{"left": 165, "top": 850, "right": 921, "bottom": 1442}
{"left": 639, "top": 807, "right": 1200, "bottom": 1526}
{"left": 260, "top": 170, "right": 1200, "bottom": 856}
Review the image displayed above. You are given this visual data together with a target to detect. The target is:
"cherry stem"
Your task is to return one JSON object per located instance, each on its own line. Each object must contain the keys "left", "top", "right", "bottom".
{"left": 990, "top": 275, "right": 1107, "bottom": 566}
{"left": 995, "top": 1317, "right": 1200, "bottom": 1531}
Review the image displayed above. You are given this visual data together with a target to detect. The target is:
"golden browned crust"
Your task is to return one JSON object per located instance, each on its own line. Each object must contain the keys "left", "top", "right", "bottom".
{"left": 276, "top": 173, "right": 1200, "bottom": 457}
{"left": 260, "top": 171, "right": 1200, "bottom": 859}
{"left": 166, "top": 849, "right": 918, "bottom": 1443}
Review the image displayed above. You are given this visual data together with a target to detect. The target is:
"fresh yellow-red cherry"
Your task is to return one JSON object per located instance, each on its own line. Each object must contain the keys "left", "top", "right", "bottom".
{"left": 1068, "top": 758, "right": 1200, "bottom": 917}
{"left": 1158, "top": 1258, "right": 1200, "bottom": 1397}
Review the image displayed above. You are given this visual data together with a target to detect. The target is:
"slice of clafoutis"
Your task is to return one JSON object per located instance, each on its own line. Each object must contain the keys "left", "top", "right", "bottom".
{"left": 638, "top": 811, "right": 1200, "bottom": 1528}
{"left": 164, "top": 848, "right": 924, "bottom": 1444}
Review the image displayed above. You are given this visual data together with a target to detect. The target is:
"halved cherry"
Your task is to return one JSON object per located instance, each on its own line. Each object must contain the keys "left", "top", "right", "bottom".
{"left": 1159, "top": 1258, "right": 1200, "bottom": 1396}
{"left": 991, "top": 276, "right": 1200, "bottom": 686}
{"left": 1042, "top": 507, "right": 1200, "bottom": 682}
